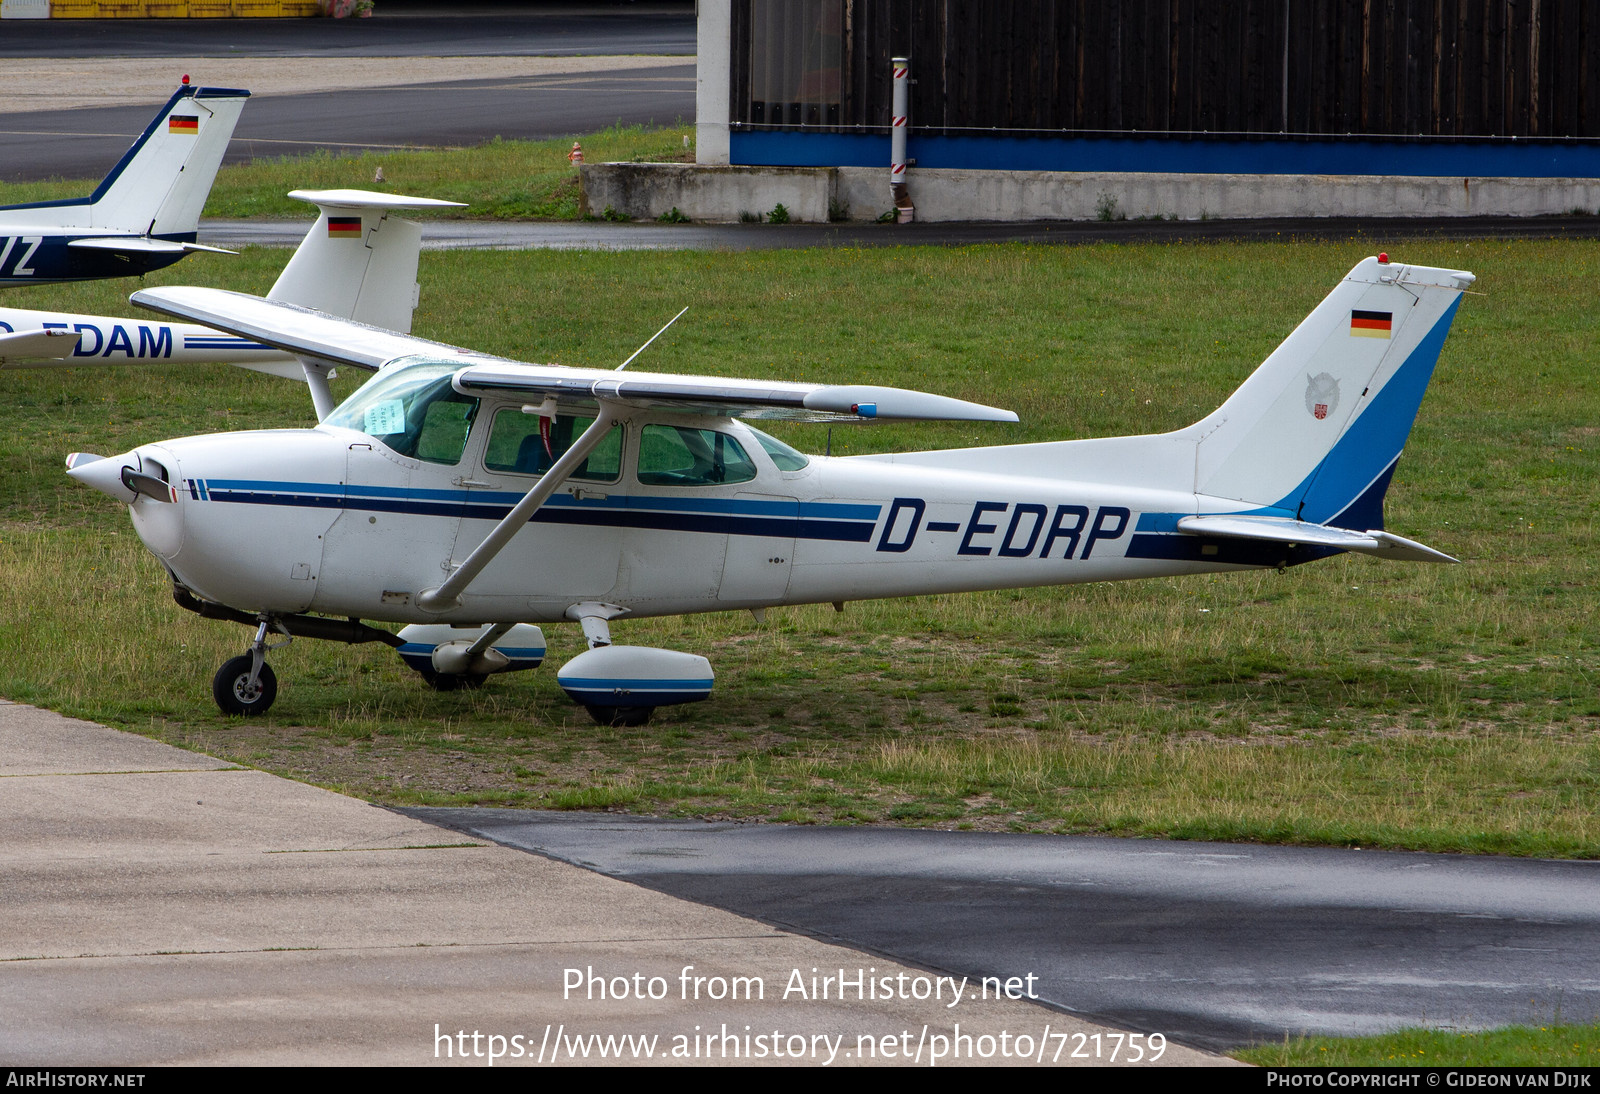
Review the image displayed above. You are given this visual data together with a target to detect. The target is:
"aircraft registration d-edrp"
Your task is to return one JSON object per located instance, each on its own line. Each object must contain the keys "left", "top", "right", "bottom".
{"left": 68, "top": 203, "right": 1472, "bottom": 724}
{"left": 0, "top": 81, "right": 246, "bottom": 288}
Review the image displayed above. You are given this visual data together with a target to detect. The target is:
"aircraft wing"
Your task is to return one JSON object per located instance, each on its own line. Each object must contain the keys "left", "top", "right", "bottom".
{"left": 132, "top": 286, "right": 481, "bottom": 372}
{"left": 69, "top": 237, "right": 238, "bottom": 256}
{"left": 131, "top": 286, "right": 1019, "bottom": 424}
{"left": 448, "top": 364, "right": 1018, "bottom": 422}
{"left": 1177, "top": 515, "right": 1458, "bottom": 563}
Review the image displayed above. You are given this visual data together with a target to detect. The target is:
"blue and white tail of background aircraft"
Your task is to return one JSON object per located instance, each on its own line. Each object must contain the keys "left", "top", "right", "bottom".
{"left": 0, "top": 189, "right": 462, "bottom": 383}
{"left": 70, "top": 243, "right": 1473, "bottom": 723}
{"left": 0, "top": 82, "right": 248, "bottom": 287}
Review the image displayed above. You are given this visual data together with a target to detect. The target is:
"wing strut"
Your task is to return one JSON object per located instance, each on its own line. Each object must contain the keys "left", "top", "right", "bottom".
{"left": 301, "top": 360, "right": 336, "bottom": 421}
{"left": 417, "top": 404, "right": 619, "bottom": 612}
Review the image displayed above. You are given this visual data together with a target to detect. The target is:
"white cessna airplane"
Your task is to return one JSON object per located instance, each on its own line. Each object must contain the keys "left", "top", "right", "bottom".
{"left": 65, "top": 198, "right": 1472, "bottom": 725}
{"left": 0, "top": 81, "right": 247, "bottom": 291}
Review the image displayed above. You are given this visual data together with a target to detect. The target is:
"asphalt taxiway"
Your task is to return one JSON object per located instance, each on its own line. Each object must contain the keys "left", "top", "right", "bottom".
{"left": 407, "top": 809, "right": 1600, "bottom": 1053}
{"left": 0, "top": 61, "right": 696, "bottom": 182}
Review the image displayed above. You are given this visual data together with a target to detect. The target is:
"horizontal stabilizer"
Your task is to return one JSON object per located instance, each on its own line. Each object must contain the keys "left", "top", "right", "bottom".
{"left": 286, "top": 188, "right": 468, "bottom": 212}
{"left": 0, "top": 327, "right": 83, "bottom": 364}
{"left": 68, "top": 237, "right": 238, "bottom": 256}
{"left": 1177, "top": 514, "right": 1457, "bottom": 563}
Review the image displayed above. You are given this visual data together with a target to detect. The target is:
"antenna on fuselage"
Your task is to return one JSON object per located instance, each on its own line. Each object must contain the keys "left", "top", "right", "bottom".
{"left": 617, "top": 306, "right": 688, "bottom": 371}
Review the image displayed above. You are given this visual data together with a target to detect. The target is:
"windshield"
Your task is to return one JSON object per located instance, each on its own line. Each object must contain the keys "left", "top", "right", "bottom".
{"left": 324, "top": 358, "right": 480, "bottom": 465}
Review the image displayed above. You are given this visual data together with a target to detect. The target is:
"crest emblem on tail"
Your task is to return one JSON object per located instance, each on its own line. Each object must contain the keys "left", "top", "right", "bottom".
{"left": 1305, "top": 372, "right": 1340, "bottom": 421}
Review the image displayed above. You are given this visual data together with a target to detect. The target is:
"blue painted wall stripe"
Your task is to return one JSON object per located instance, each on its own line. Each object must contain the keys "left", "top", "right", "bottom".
{"left": 732, "top": 130, "right": 1600, "bottom": 178}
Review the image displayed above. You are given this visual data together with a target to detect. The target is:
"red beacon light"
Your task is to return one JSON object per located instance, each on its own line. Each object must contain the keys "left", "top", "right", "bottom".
{"left": 1377, "top": 252, "right": 1389, "bottom": 263}
{"left": 181, "top": 74, "right": 190, "bottom": 85}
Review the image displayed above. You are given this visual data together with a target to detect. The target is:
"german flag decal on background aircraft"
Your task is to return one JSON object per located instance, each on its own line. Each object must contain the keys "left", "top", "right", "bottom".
{"left": 0, "top": 82, "right": 248, "bottom": 288}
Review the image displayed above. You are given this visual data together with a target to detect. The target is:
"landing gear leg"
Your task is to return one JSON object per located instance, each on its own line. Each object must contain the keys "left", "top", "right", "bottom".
{"left": 212, "top": 616, "right": 287, "bottom": 716}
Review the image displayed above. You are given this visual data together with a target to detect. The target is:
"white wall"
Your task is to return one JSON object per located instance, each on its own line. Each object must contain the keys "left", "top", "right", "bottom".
{"left": 695, "top": 0, "right": 732, "bottom": 166}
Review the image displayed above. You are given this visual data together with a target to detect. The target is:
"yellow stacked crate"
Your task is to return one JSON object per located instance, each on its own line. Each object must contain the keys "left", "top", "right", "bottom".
{"left": 49, "top": 0, "right": 105, "bottom": 15}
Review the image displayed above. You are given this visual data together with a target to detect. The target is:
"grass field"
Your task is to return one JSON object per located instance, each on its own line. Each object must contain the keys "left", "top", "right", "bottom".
{"left": 1236, "top": 1023, "right": 1600, "bottom": 1066}
{"left": 0, "top": 125, "right": 691, "bottom": 220}
{"left": 2, "top": 236, "right": 1597, "bottom": 858}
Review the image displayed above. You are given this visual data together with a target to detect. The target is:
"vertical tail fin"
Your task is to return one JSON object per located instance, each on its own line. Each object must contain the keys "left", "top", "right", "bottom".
{"left": 1192, "top": 257, "right": 1473, "bottom": 528}
{"left": 267, "top": 189, "right": 466, "bottom": 333}
{"left": 87, "top": 85, "right": 250, "bottom": 237}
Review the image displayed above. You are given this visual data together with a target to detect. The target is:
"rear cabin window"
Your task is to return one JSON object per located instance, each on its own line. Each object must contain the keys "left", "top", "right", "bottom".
{"left": 483, "top": 409, "right": 622, "bottom": 482}
{"left": 636, "top": 425, "right": 757, "bottom": 486}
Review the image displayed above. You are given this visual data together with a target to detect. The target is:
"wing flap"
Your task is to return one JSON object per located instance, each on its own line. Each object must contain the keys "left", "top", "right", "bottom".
{"left": 1177, "top": 514, "right": 1457, "bottom": 563}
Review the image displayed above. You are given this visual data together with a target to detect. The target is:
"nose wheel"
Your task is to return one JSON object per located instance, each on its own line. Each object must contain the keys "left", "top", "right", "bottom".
{"left": 212, "top": 616, "right": 288, "bottom": 716}
{"left": 213, "top": 655, "right": 278, "bottom": 715}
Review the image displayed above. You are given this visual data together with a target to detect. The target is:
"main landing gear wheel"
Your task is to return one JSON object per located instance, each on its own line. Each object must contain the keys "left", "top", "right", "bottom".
{"left": 213, "top": 655, "right": 278, "bottom": 716}
{"left": 584, "top": 705, "right": 654, "bottom": 727}
{"left": 419, "top": 670, "right": 487, "bottom": 692}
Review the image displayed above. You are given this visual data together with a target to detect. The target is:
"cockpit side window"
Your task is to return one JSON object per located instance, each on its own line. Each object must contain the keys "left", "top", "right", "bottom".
{"left": 484, "top": 409, "right": 622, "bottom": 482}
{"left": 636, "top": 424, "right": 757, "bottom": 486}
{"left": 408, "top": 389, "right": 478, "bottom": 464}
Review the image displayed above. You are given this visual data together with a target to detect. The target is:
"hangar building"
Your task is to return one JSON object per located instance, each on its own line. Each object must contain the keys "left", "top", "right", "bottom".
{"left": 588, "top": 0, "right": 1600, "bottom": 221}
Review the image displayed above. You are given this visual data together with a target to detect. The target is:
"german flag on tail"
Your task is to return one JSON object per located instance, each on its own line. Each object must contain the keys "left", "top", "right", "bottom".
{"left": 168, "top": 115, "right": 199, "bottom": 135}
{"left": 1350, "top": 309, "right": 1392, "bottom": 339}
{"left": 328, "top": 216, "right": 363, "bottom": 239}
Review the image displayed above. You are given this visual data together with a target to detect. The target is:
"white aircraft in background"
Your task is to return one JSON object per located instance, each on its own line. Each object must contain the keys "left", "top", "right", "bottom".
{"left": 1, "top": 188, "right": 462, "bottom": 381}
{"left": 65, "top": 198, "right": 1472, "bottom": 725}
{"left": 0, "top": 81, "right": 247, "bottom": 291}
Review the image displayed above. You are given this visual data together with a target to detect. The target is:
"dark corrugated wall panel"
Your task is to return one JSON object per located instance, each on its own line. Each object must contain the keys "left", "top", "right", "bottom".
{"left": 732, "top": 0, "right": 1600, "bottom": 138}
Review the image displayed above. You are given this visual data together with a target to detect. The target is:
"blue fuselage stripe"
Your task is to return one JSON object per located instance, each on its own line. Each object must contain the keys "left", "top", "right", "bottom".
{"left": 190, "top": 481, "right": 880, "bottom": 543}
